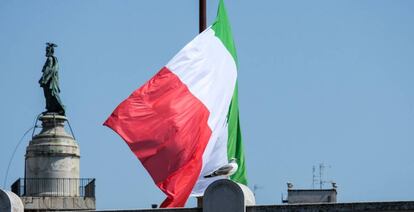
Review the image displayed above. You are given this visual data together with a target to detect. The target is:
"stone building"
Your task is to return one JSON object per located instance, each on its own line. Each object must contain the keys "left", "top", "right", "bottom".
{"left": 282, "top": 182, "right": 337, "bottom": 204}
{"left": 11, "top": 113, "right": 95, "bottom": 211}
{"left": 93, "top": 180, "right": 414, "bottom": 212}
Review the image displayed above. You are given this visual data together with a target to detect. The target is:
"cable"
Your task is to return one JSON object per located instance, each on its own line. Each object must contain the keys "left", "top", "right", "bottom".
{"left": 66, "top": 119, "right": 76, "bottom": 140}
{"left": 31, "top": 113, "right": 42, "bottom": 138}
{"left": 3, "top": 113, "right": 42, "bottom": 190}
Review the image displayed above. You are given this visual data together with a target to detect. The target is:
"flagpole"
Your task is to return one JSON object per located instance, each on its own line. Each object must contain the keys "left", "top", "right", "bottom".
{"left": 199, "top": 0, "right": 206, "bottom": 33}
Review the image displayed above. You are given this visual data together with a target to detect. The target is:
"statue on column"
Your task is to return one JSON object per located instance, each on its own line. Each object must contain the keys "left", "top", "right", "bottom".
{"left": 39, "top": 42, "right": 65, "bottom": 115}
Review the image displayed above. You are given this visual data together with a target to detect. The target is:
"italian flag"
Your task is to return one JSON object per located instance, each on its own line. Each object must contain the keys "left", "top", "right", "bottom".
{"left": 104, "top": 0, "right": 247, "bottom": 208}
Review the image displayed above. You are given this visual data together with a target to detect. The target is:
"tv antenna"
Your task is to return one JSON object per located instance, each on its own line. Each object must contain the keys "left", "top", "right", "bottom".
{"left": 253, "top": 184, "right": 263, "bottom": 197}
{"left": 312, "top": 163, "right": 332, "bottom": 189}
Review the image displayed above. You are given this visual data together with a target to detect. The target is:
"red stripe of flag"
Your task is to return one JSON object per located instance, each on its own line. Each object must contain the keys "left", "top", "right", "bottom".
{"left": 104, "top": 67, "right": 211, "bottom": 207}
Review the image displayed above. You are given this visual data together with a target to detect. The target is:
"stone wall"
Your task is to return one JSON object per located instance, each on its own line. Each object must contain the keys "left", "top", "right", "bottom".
{"left": 95, "top": 208, "right": 201, "bottom": 212}
{"left": 93, "top": 180, "right": 414, "bottom": 212}
{"left": 286, "top": 189, "right": 337, "bottom": 204}
{"left": 94, "top": 201, "right": 414, "bottom": 212}
{"left": 247, "top": 201, "right": 414, "bottom": 212}
{"left": 22, "top": 196, "right": 95, "bottom": 211}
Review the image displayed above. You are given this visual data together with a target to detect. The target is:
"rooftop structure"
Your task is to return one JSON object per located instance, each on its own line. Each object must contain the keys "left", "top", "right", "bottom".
{"left": 11, "top": 114, "right": 95, "bottom": 211}
{"left": 282, "top": 182, "right": 337, "bottom": 204}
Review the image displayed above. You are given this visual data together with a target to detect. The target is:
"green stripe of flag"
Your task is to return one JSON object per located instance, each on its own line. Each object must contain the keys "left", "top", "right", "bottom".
{"left": 212, "top": 0, "right": 247, "bottom": 185}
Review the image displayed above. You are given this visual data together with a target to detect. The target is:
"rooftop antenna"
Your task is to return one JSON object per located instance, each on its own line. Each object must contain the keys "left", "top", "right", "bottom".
{"left": 319, "top": 163, "right": 324, "bottom": 189}
{"left": 253, "top": 184, "right": 263, "bottom": 197}
{"left": 312, "top": 165, "right": 318, "bottom": 189}
{"left": 312, "top": 163, "right": 331, "bottom": 189}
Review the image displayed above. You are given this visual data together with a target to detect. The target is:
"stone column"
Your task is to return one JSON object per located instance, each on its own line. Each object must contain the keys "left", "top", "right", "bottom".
{"left": 25, "top": 113, "right": 80, "bottom": 197}
{"left": 203, "top": 179, "right": 255, "bottom": 212}
{"left": 0, "top": 189, "right": 24, "bottom": 212}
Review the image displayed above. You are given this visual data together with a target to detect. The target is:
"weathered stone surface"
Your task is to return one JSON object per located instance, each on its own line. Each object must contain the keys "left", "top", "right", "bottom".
{"left": 238, "top": 183, "right": 256, "bottom": 206}
{"left": 286, "top": 189, "right": 337, "bottom": 204}
{"left": 0, "top": 189, "right": 24, "bottom": 212}
{"left": 21, "top": 196, "right": 95, "bottom": 211}
{"left": 93, "top": 201, "right": 414, "bottom": 212}
{"left": 203, "top": 179, "right": 247, "bottom": 212}
{"left": 246, "top": 201, "right": 414, "bottom": 212}
{"left": 96, "top": 209, "right": 201, "bottom": 212}
{"left": 19, "top": 113, "right": 96, "bottom": 211}
{"left": 25, "top": 113, "right": 80, "bottom": 197}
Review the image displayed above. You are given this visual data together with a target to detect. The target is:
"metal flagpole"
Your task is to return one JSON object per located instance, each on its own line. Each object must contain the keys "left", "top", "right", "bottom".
{"left": 199, "top": 0, "right": 207, "bottom": 33}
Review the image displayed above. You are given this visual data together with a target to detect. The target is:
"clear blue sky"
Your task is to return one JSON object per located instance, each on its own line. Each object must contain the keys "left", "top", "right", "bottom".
{"left": 1, "top": 0, "right": 414, "bottom": 209}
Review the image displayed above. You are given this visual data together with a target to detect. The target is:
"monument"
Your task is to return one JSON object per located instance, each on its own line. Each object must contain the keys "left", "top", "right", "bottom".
{"left": 0, "top": 189, "right": 24, "bottom": 212}
{"left": 11, "top": 43, "right": 95, "bottom": 211}
{"left": 39, "top": 42, "right": 65, "bottom": 116}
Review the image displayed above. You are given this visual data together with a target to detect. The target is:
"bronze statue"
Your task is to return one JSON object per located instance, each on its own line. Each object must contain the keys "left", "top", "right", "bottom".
{"left": 39, "top": 42, "right": 65, "bottom": 115}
